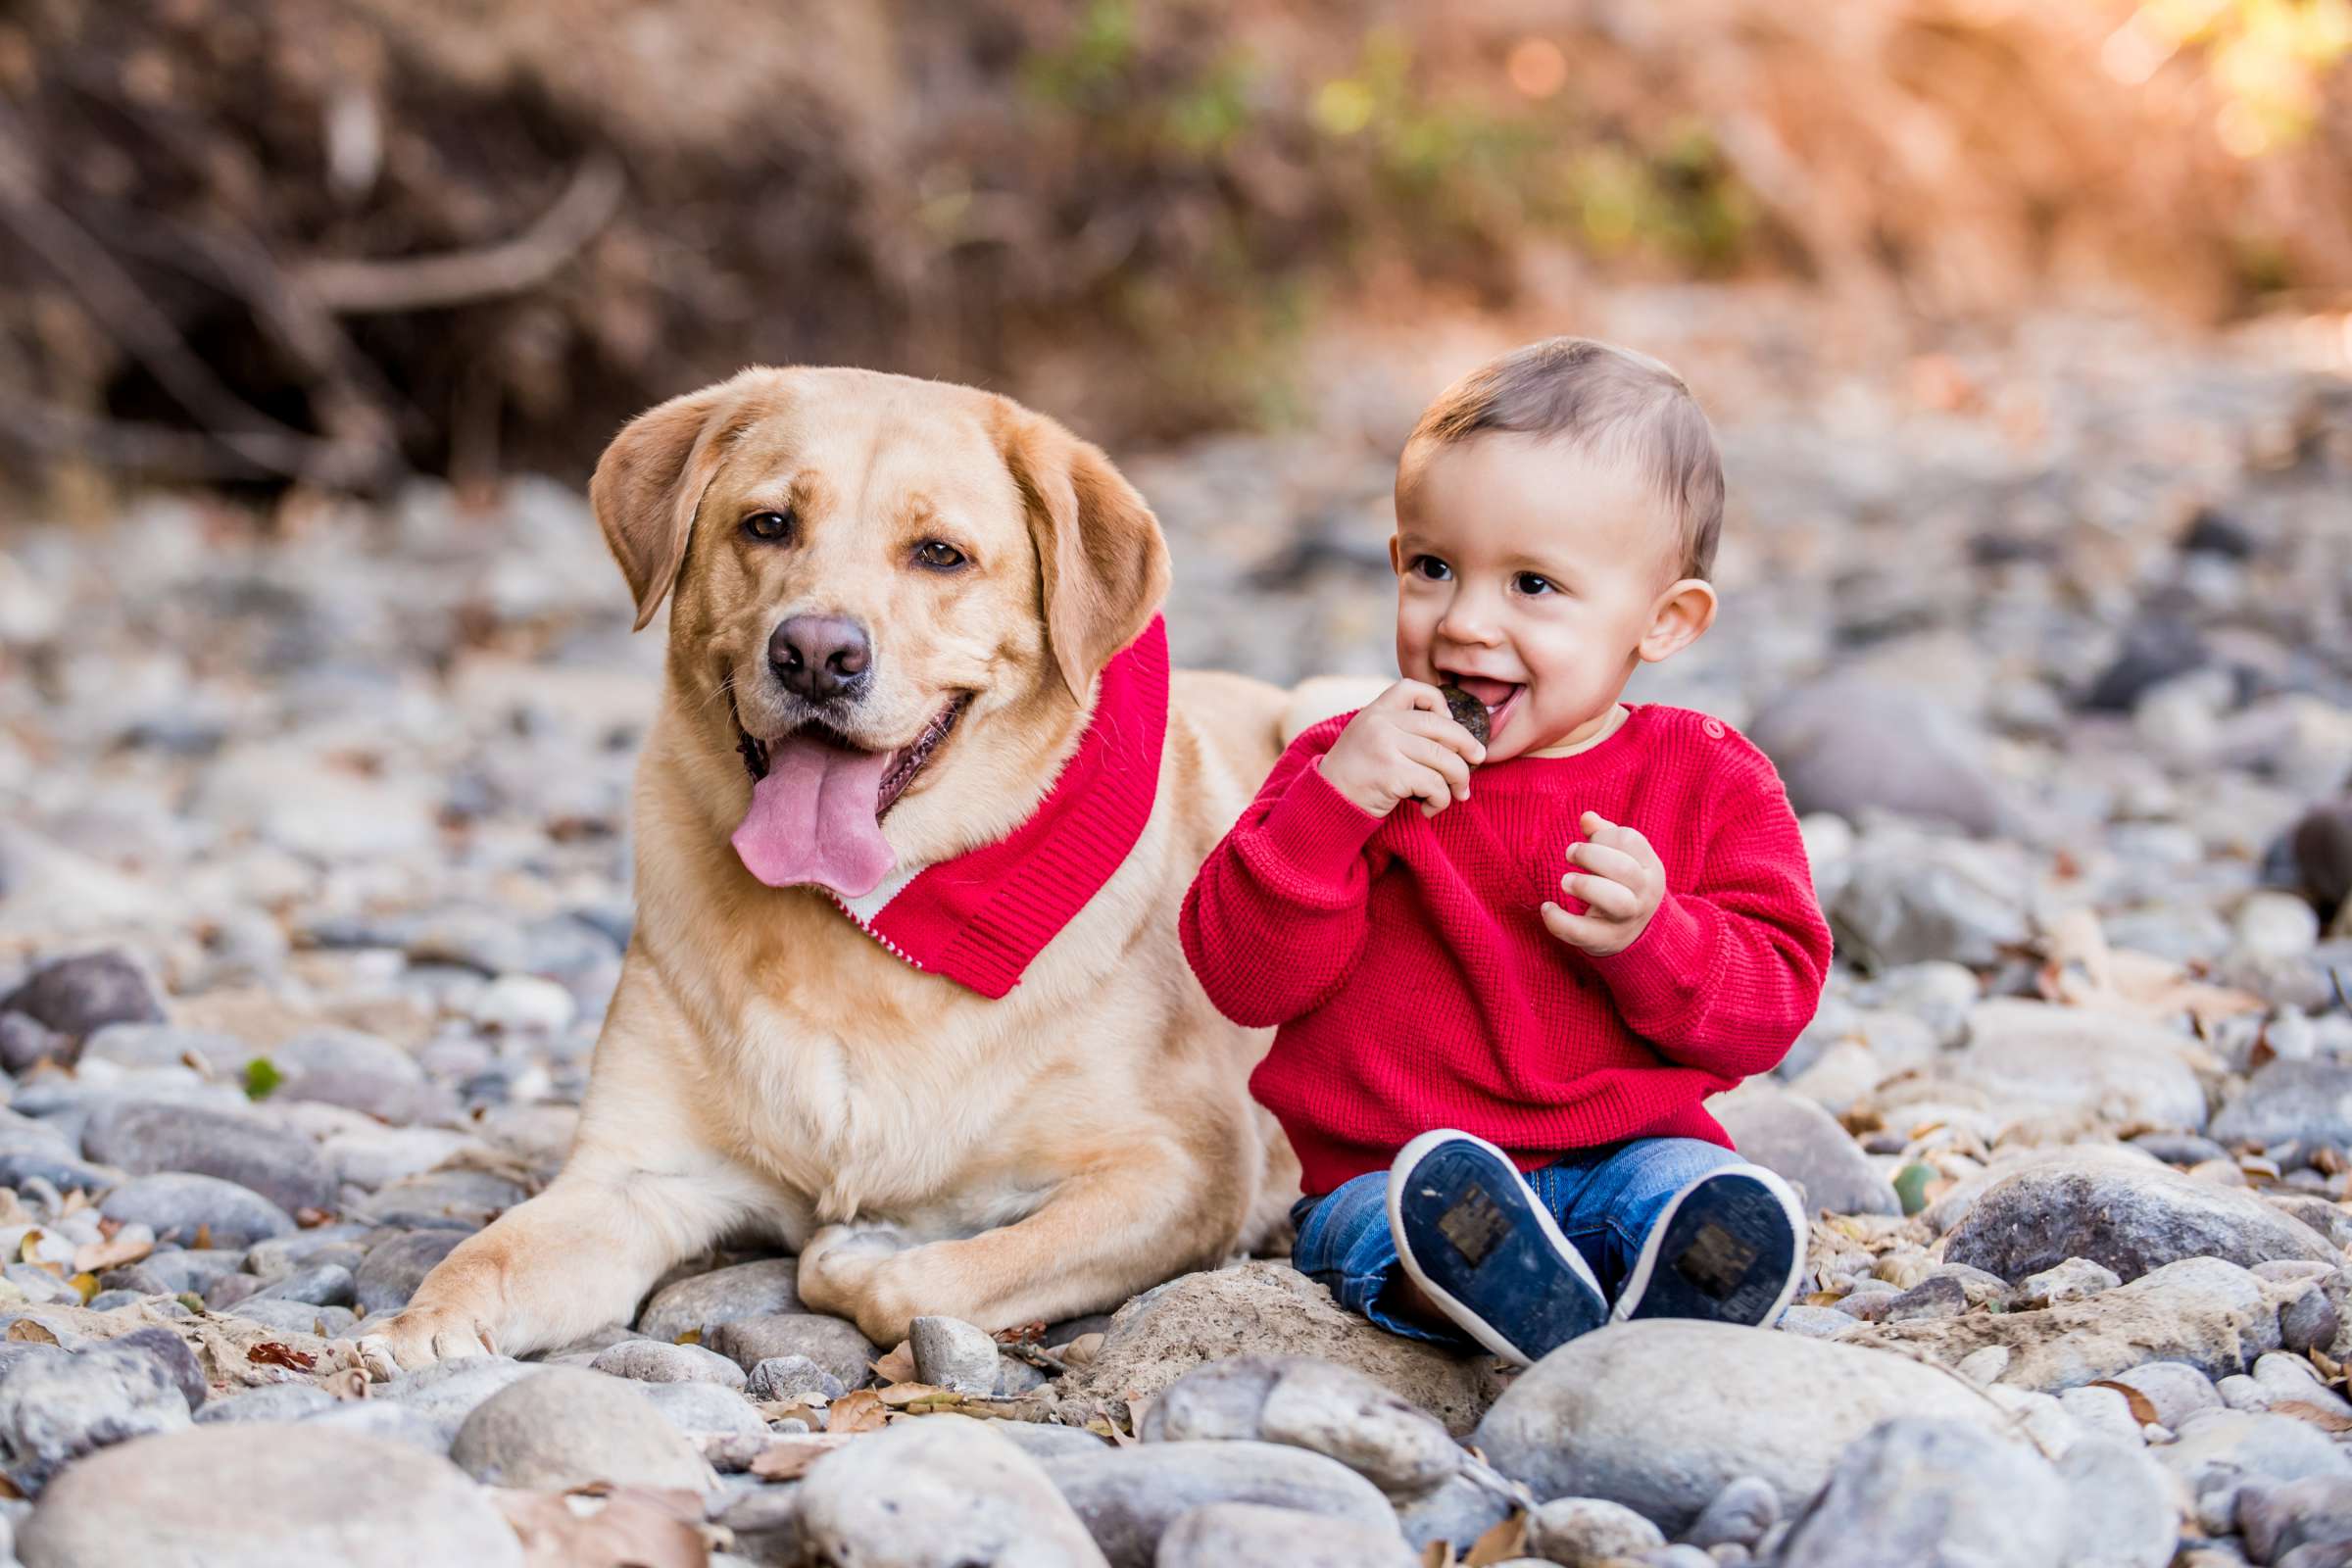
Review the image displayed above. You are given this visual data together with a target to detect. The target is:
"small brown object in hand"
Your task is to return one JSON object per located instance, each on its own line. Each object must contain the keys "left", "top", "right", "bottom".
{"left": 1438, "top": 683, "right": 1489, "bottom": 747}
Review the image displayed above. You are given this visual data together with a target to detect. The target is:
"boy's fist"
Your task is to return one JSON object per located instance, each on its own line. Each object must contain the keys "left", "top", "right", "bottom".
{"left": 1318, "top": 680, "right": 1487, "bottom": 819}
{"left": 1543, "top": 811, "right": 1665, "bottom": 956}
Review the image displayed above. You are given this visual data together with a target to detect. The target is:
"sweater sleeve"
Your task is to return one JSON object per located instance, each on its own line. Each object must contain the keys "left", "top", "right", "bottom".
{"left": 1586, "top": 763, "right": 1832, "bottom": 1078}
{"left": 1180, "top": 717, "right": 1388, "bottom": 1028}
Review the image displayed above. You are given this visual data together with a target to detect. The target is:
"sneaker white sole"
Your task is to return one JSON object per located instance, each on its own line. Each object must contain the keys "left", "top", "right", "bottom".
{"left": 1610, "top": 1161, "right": 1809, "bottom": 1326}
{"left": 1386, "top": 1128, "right": 1608, "bottom": 1367}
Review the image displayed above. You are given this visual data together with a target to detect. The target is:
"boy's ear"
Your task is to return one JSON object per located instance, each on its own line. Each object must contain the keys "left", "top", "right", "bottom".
{"left": 1639, "top": 578, "right": 1718, "bottom": 663}
{"left": 589, "top": 379, "right": 752, "bottom": 631}
{"left": 997, "top": 408, "right": 1171, "bottom": 703}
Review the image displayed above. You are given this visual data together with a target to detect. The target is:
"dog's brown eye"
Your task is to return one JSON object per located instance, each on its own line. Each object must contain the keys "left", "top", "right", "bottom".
{"left": 915, "top": 540, "right": 966, "bottom": 570}
{"left": 743, "top": 510, "right": 793, "bottom": 543}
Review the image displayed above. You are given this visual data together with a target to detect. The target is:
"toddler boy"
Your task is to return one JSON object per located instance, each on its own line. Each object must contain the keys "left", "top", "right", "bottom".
{"left": 1181, "top": 337, "right": 1832, "bottom": 1364}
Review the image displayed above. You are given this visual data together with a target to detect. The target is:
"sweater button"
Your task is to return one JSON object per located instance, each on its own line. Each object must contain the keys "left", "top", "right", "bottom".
{"left": 1701, "top": 717, "right": 1726, "bottom": 739}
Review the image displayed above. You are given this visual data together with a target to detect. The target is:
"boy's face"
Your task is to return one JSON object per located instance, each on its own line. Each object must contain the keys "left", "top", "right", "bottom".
{"left": 1391, "top": 432, "right": 1709, "bottom": 761}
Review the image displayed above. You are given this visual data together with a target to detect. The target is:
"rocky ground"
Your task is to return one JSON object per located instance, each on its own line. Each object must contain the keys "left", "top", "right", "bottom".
{"left": 0, "top": 309, "right": 2349, "bottom": 1566}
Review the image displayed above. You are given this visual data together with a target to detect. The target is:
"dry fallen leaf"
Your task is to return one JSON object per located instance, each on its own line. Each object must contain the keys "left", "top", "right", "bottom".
{"left": 874, "top": 1382, "right": 949, "bottom": 1407}
{"left": 2037, "top": 909, "right": 2264, "bottom": 1029}
{"left": 247, "top": 1342, "right": 317, "bottom": 1371}
{"left": 492, "top": 1484, "right": 711, "bottom": 1568}
{"left": 73, "top": 1232, "right": 153, "bottom": 1274}
{"left": 2270, "top": 1399, "right": 2352, "bottom": 1434}
{"left": 826, "top": 1389, "right": 888, "bottom": 1435}
{"left": 1462, "top": 1512, "right": 1528, "bottom": 1565}
{"left": 869, "top": 1341, "right": 916, "bottom": 1384}
{"left": 2087, "top": 1380, "right": 2161, "bottom": 1427}
{"left": 749, "top": 1434, "right": 858, "bottom": 1481}
{"left": 6, "top": 1321, "right": 58, "bottom": 1346}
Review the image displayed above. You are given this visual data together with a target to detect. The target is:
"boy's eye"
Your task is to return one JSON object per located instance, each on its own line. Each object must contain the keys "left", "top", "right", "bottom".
{"left": 1409, "top": 555, "right": 1452, "bottom": 581}
{"left": 1514, "top": 571, "right": 1557, "bottom": 595}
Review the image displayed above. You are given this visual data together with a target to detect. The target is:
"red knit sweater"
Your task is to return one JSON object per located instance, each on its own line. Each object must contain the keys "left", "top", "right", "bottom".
{"left": 1181, "top": 705, "right": 1833, "bottom": 1195}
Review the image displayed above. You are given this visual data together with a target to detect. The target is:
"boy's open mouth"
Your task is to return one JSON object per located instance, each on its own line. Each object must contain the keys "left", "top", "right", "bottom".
{"left": 1440, "top": 673, "right": 1525, "bottom": 742}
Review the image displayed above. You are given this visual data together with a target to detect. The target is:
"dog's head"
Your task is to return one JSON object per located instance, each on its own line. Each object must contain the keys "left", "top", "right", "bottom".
{"left": 588, "top": 367, "right": 1170, "bottom": 897}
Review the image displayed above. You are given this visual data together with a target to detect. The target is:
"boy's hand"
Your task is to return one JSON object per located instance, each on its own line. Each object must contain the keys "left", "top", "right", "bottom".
{"left": 1542, "top": 811, "right": 1664, "bottom": 956}
{"left": 1317, "top": 680, "right": 1486, "bottom": 819}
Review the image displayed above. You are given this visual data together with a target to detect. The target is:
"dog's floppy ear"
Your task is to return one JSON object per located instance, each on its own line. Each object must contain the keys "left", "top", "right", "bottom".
{"left": 1000, "top": 410, "right": 1172, "bottom": 703}
{"left": 589, "top": 380, "right": 746, "bottom": 631}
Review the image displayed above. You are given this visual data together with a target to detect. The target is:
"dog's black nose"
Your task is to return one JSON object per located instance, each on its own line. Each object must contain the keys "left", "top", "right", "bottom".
{"left": 770, "top": 613, "right": 871, "bottom": 702}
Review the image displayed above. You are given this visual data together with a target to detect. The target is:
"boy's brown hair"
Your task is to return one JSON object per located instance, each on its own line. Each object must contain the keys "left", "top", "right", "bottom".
{"left": 1399, "top": 337, "right": 1725, "bottom": 581}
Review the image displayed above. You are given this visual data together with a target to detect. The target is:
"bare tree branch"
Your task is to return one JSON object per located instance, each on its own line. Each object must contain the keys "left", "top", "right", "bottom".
{"left": 294, "top": 156, "right": 626, "bottom": 316}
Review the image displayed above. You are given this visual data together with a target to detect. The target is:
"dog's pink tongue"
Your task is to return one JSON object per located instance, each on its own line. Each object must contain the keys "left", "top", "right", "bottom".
{"left": 731, "top": 734, "right": 896, "bottom": 898}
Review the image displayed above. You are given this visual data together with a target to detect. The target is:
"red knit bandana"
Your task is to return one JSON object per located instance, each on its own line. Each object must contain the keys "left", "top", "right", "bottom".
{"left": 823, "top": 616, "right": 1169, "bottom": 998}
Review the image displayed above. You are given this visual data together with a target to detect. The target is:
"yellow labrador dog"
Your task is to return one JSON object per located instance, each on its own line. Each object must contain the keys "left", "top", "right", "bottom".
{"left": 361, "top": 367, "right": 1304, "bottom": 1369}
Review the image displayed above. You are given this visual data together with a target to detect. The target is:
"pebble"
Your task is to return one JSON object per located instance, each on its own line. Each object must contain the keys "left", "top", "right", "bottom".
{"left": 98, "top": 1173, "right": 295, "bottom": 1249}
{"left": 1857, "top": 1255, "right": 2286, "bottom": 1391}
{"left": 249, "top": 1261, "right": 356, "bottom": 1306}
{"left": 2156, "top": 1409, "right": 2352, "bottom": 1534}
{"left": 16, "top": 1423, "right": 524, "bottom": 1567}
{"left": 908, "top": 1314, "right": 1001, "bottom": 1396}
{"left": 2213, "top": 1060, "right": 2352, "bottom": 1151}
{"left": 1053, "top": 1262, "right": 1504, "bottom": 1439}
{"left": 1392, "top": 1468, "right": 1513, "bottom": 1553}
{"left": 1523, "top": 1496, "right": 1666, "bottom": 1565}
{"left": 795, "top": 1416, "right": 1110, "bottom": 1567}
{"left": 449, "top": 1366, "right": 712, "bottom": 1492}
{"left": 1710, "top": 1083, "right": 1899, "bottom": 1216}
{"left": 1749, "top": 674, "right": 2011, "bottom": 837}
{"left": 2237, "top": 1477, "right": 2352, "bottom": 1565}
{"left": 706, "top": 1312, "right": 878, "bottom": 1389}
{"left": 1682, "top": 1475, "right": 1780, "bottom": 1549}
{"left": 1940, "top": 1155, "right": 2338, "bottom": 1283}
{"left": 0, "top": 951, "right": 165, "bottom": 1043}
{"left": 1474, "top": 1320, "right": 2028, "bottom": 1534}
{"left": 635, "top": 1256, "right": 806, "bottom": 1343}
{"left": 0, "top": 1333, "right": 195, "bottom": 1492}
{"left": 467, "top": 974, "right": 576, "bottom": 1035}
{"left": 2105, "top": 1361, "right": 2225, "bottom": 1429}
{"left": 1773, "top": 1417, "right": 2074, "bottom": 1567}
{"left": 745, "top": 1353, "right": 845, "bottom": 1402}
{"left": 352, "top": 1229, "right": 466, "bottom": 1314}
{"left": 636, "top": 1378, "right": 770, "bottom": 1444}
{"left": 1044, "top": 1440, "right": 1398, "bottom": 1568}
{"left": 590, "top": 1338, "right": 748, "bottom": 1389}
{"left": 1142, "top": 1354, "right": 1463, "bottom": 1495}
{"left": 2015, "top": 1256, "right": 2125, "bottom": 1308}
{"left": 1158, "top": 1500, "right": 1419, "bottom": 1567}
{"left": 193, "top": 1383, "right": 338, "bottom": 1424}
{"left": 2234, "top": 892, "right": 2323, "bottom": 961}
{"left": 1880, "top": 1275, "right": 1969, "bottom": 1322}
{"left": 377, "top": 1355, "right": 542, "bottom": 1438}
{"left": 225, "top": 1299, "right": 358, "bottom": 1337}
{"left": 80, "top": 1101, "right": 336, "bottom": 1215}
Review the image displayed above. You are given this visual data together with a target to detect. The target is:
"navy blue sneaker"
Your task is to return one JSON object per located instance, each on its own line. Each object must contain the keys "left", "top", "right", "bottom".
{"left": 1612, "top": 1164, "right": 1807, "bottom": 1327}
{"left": 1387, "top": 1130, "right": 1608, "bottom": 1366}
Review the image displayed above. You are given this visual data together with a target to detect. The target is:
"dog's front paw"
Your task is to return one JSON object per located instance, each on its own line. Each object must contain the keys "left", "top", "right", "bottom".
{"left": 799, "top": 1224, "right": 923, "bottom": 1341}
{"left": 356, "top": 1302, "right": 500, "bottom": 1381}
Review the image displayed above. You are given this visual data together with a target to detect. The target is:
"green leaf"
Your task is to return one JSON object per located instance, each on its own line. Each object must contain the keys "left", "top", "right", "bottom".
{"left": 242, "top": 1057, "right": 282, "bottom": 1101}
{"left": 1892, "top": 1162, "right": 1934, "bottom": 1217}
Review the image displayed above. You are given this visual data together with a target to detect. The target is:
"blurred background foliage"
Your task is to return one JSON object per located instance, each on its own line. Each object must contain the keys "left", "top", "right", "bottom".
{"left": 0, "top": 0, "right": 2345, "bottom": 497}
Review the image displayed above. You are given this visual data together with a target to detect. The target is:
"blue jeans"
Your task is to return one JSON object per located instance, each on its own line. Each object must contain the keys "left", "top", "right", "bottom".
{"left": 1290, "top": 1136, "right": 1740, "bottom": 1346}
